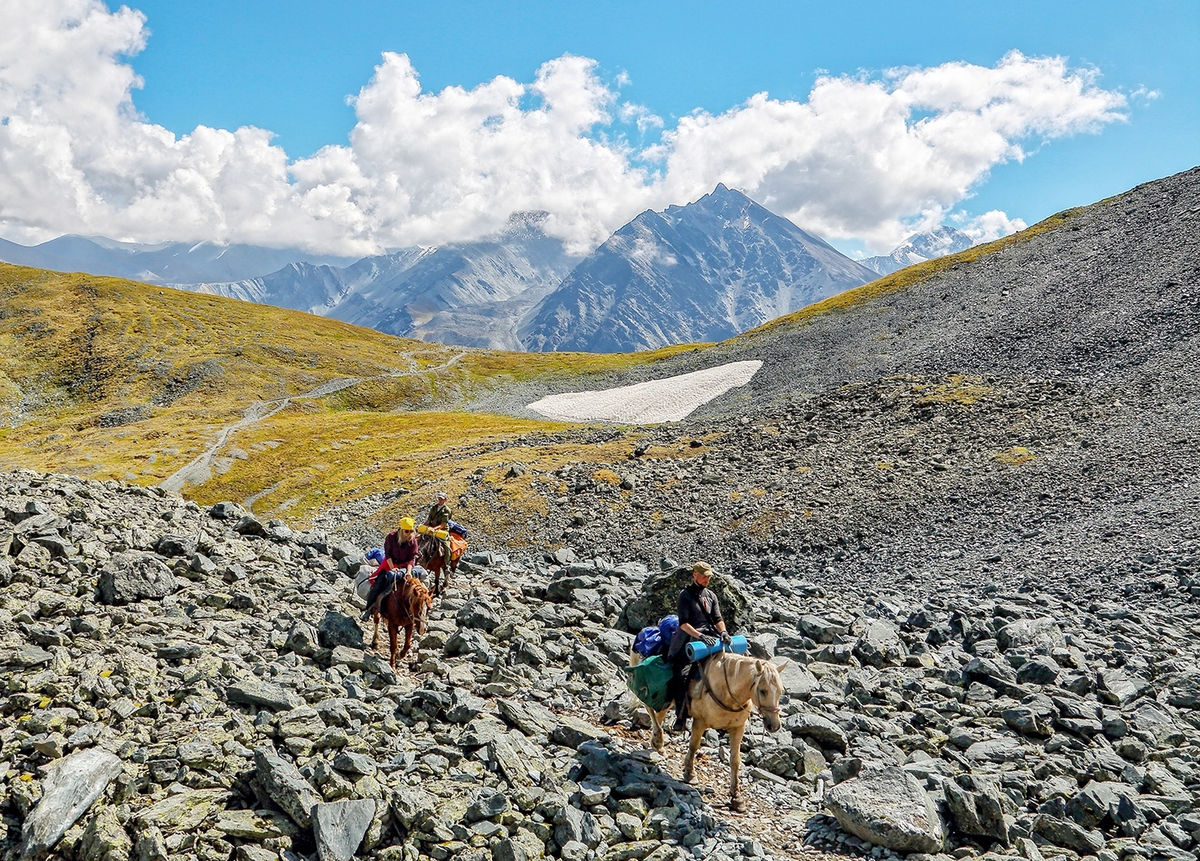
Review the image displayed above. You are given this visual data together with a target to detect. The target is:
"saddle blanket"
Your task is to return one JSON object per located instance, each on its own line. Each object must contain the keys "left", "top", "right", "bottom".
{"left": 623, "top": 656, "right": 674, "bottom": 712}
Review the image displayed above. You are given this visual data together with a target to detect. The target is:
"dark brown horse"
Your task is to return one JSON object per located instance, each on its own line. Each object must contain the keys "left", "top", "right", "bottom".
{"left": 370, "top": 575, "right": 432, "bottom": 668}
{"left": 418, "top": 533, "right": 465, "bottom": 598}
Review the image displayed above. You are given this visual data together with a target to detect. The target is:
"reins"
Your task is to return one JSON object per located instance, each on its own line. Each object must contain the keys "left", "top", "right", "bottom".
{"left": 700, "top": 654, "right": 783, "bottom": 719}
{"left": 701, "top": 654, "right": 750, "bottom": 713}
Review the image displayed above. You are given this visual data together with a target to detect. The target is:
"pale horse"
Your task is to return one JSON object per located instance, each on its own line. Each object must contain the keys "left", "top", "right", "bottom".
{"left": 630, "top": 649, "right": 787, "bottom": 811}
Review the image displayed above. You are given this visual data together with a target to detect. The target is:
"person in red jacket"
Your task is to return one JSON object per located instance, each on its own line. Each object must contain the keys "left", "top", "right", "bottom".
{"left": 361, "top": 517, "right": 419, "bottom": 620}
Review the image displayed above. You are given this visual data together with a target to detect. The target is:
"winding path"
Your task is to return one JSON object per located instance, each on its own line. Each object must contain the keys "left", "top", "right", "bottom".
{"left": 159, "top": 353, "right": 464, "bottom": 495}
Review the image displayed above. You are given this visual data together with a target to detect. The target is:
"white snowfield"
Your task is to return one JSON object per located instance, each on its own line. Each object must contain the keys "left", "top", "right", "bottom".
{"left": 528, "top": 360, "right": 763, "bottom": 424}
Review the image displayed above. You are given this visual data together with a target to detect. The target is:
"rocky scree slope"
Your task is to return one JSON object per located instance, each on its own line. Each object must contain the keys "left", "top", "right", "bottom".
{"left": 434, "top": 168, "right": 1200, "bottom": 598}
{"left": 7, "top": 468, "right": 1199, "bottom": 861}
{"left": 1, "top": 469, "right": 807, "bottom": 861}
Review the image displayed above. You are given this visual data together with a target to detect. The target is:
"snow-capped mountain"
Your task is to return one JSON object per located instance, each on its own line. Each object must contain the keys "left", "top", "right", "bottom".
{"left": 861, "top": 226, "right": 974, "bottom": 276}
{"left": 0, "top": 235, "right": 357, "bottom": 285}
{"left": 191, "top": 213, "right": 581, "bottom": 350}
{"left": 324, "top": 213, "right": 581, "bottom": 349}
{"left": 520, "top": 184, "right": 877, "bottom": 353}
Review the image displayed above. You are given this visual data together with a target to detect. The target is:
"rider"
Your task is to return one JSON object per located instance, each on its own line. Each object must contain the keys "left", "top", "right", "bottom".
{"left": 361, "top": 517, "right": 418, "bottom": 620}
{"left": 666, "top": 561, "right": 733, "bottom": 734}
{"left": 423, "top": 490, "right": 453, "bottom": 563}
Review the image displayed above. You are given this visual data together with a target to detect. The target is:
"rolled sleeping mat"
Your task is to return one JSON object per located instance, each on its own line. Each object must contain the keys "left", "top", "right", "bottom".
{"left": 686, "top": 634, "right": 749, "bottom": 662}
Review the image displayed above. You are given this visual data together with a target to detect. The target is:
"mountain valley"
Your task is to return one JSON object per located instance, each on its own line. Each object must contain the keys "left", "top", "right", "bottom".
{"left": 0, "top": 167, "right": 1198, "bottom": 861}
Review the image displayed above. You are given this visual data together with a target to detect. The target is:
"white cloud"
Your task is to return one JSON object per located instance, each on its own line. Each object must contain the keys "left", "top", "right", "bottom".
{"left": 956, "top": 210, "right": 1028, "bottom": 244}
{"left": 0, "top": 3, "right": 1130, "bottom": 255}
{"left": 652, "top": 51, "right": 1126, "bottom": 251}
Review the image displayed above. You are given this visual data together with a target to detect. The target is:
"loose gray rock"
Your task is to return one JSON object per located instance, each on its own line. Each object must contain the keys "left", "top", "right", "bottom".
{"left": 253, "top": 747, "right": 322, "bottom": 828}
{"left": 825, "top": 765, "right": 947, "bottom": 853}
{"left": 20, "top": 747, "right": 123, "bottom": 859}
{"left": 312, "top": 799, "right": 375, "bottom": 861}
{"left": 96, "top": 550, "right": 177, "bottom": 604}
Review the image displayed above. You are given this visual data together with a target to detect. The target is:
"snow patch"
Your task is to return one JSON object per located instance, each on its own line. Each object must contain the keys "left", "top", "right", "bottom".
{"left": 528, "top": 360, "right": 763, "bottom": 424}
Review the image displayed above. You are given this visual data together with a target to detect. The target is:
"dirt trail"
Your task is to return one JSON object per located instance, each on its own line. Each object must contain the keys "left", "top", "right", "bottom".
{"left": 159, "top": 353, "right": 464, "bottom": 496}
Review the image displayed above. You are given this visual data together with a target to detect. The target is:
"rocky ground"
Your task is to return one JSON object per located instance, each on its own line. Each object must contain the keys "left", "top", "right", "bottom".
{"left": 3, "top": 468, "right": 1199, "bottom": 861}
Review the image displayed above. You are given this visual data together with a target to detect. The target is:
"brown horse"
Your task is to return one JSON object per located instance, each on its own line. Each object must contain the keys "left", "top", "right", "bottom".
{"left": 370, "top": 575, "right": 432, "bottom": 669}
{"left": 418, "top": 533, "right": 465, "bottom": 598}
{"left": 632, "top": 649, "right": 786, "bottom": 811}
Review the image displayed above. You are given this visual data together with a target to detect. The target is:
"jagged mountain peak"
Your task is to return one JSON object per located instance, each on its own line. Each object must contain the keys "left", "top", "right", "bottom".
{"left": 499, "top": 210, "right": 552, "bottom": 239}
{"left": 861, "top": 225, "right": 975, "bottom": 277}
{"left": 521, "top": 188, "right": 877, "bottom": 353}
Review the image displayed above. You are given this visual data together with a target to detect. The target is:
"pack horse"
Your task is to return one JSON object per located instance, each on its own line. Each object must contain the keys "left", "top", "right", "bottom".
{"left": 631, "top": 647, "right": 786, "bottom": 811}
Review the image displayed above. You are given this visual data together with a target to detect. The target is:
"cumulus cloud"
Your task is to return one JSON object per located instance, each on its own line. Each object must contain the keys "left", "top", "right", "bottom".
{"left": 0, "top": 1, "right": 1131, "bottom": 255}
{"left": 956, "top": 210, "right": 1028, "bottom": 244}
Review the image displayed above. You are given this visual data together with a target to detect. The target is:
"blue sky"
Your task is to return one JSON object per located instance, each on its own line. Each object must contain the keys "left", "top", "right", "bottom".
{"left": 0, "top": 0, "right": 1194, "bottom": 255}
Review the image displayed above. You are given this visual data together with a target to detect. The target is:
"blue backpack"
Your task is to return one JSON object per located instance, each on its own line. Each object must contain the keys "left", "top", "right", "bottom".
{"left": 633, "top": 626, "right": 663, "bottom": 657}
{"left": 658, "top": 615, "right": 680, "bottom": 645}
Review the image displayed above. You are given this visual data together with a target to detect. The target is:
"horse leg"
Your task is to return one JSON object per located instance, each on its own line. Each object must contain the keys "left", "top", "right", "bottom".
{"left": 682, "top": 719, "right": 704, "bottom": 783}
{"left": 408, "top": 623, "right": 420, "bottom": 665}
{"left": 370, "top": 615, "right": 380, "bottom": 652}
{"left": 648, "top": 706, "right": 666, "bottom": 753}
{"left": 388, "top": 620, "right": 399, "bottom": 670}
{"left": 399, "top": 622, "right": 412, "bottom": 659}
{"left": 728, "top": 722, "right": 748, "bottom": 812}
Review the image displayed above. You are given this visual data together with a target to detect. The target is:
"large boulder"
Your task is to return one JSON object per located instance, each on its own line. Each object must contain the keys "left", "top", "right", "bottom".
{"left": 944, "top": 774, "right": 1010, "bottom": 845}
{"left": 996, "top": 617, "right": 1066, "bottom": 653}
{"left": 853, "top": 619, "right": 907, "bottom": 668}
{"left": 826, "top": 766, "right": 946, "bottom": 853}
{"left": 96, "top": 551, "right": 178, "bottom": 604}
{"left": 318, "top": 610, "right": 364, "bottom": 649}
{"left": 618, "top": 566, "right": 754, "bottom": 633}
{"left": 21, "top": 747, "right": 123, "bottom": 859}
{"left": 313, "top": 800, "right": 375, "bottom": 861}
{"left": 253, "top": 747, "right": 321, "bottom": 828}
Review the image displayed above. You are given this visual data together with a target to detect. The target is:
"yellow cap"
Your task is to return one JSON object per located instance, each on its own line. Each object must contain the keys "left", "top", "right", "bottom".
{"left": 399, "top": 517, "right": 415, "bottom": 531}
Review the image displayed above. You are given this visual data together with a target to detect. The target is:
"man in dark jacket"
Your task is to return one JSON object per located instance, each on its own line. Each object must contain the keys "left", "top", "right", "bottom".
{"left": 666, "top": 561, "right": 733, "bottom": 733}
{"left": 423, "top": 491, "right": 452, "bottom": 562}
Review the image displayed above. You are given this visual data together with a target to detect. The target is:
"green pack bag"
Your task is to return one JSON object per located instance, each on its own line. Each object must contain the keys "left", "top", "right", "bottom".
{"left": 623, "top": 655, "right": 674, "bottom": 711}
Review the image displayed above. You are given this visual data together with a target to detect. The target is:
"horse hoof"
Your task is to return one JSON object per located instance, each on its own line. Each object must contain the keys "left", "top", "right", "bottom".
{"left": 730, "top": 797, "right": 747, "bottom": 813}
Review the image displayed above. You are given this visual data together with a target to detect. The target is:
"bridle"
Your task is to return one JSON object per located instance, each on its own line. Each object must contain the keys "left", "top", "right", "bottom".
{"left": 700, "top": 654, "right": 782, "bottom": 718}
{"left": 701, "top": 655, "right": 750, "bottom": 713}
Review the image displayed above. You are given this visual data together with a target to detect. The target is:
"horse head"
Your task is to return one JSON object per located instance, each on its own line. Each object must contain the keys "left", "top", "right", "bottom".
{"left": 751, "top": 660, "right": 785, "bottom": 733}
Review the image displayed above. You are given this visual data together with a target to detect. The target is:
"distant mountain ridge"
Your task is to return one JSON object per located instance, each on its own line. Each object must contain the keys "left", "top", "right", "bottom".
{"left": 190, "top": 213, "right": 582, "bottom": 350}
{"left": 861, "top": 225, "right": 974, "bottom": 276}
{"left": 3, "top": 193, "right": 923, "bottom": 352}
{"left": 521, "top": 184, "right": 878, "bottom": 352}
{"left": 0, "top": 235, "right": 357, "bottom": 285}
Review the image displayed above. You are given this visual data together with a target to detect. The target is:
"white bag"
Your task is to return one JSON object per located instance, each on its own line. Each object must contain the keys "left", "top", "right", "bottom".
{"left": 355, "top": 568, "right": 372, "bottom": 601}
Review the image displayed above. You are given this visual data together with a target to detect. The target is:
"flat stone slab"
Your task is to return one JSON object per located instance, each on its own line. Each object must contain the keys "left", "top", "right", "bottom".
{"left": 21, "top": 747, "right": 123, "bottom": 859}
{"left": 226, "top": 678, "right": 302, "bottom": 711}
{"left": 826, "top": 765, "right": 947, "bottom": 853}
{"left": 313, "top": 799, "right": 375, "bottom": 861}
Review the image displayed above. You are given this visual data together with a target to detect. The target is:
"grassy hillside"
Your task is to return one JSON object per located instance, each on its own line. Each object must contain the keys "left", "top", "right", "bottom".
{"left": 0, "top": 264, "right": 691, "bottom": 520}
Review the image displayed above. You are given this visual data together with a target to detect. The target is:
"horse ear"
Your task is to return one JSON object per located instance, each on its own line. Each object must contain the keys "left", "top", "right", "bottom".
{"left": 774, "top": 658, "right": 790, "bottom": 672}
